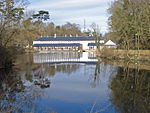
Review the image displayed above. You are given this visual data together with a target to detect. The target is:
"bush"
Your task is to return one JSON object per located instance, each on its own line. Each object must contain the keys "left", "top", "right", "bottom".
{"left": 0, "top": 46, "right": 24, "bottom": 68}
{"left": 101, "top": 48, "right": 115, "bottom": 58}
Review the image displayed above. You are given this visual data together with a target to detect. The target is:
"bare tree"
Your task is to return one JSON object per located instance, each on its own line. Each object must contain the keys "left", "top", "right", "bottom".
{"left": 0, "top": 0, "right": 29, "bottom": 47}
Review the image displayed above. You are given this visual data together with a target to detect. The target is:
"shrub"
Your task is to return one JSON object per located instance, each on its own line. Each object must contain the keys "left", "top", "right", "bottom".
{"left": 0, "top": 46, "right": 24, "bottom": 68}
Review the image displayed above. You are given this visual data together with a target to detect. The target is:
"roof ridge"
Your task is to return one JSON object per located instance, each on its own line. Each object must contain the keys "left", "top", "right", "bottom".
{"left": 35, "top": 36, "right": 95, "bottom": 41}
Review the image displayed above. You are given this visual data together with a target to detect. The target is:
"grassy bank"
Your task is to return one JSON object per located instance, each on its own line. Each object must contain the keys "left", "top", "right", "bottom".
{"left": 98, "top": 49, "right": 150, "bottom": 62}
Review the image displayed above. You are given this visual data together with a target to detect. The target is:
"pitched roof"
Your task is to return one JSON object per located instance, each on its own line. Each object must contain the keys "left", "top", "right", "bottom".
{"left": 34, "top": 36, "right": 95, "bottom": 41}
{"left": 105, "top": 40, "right": 116, "bottom": 46}
{"left": 33, "top": 43, "right": 81, "bottom": 47}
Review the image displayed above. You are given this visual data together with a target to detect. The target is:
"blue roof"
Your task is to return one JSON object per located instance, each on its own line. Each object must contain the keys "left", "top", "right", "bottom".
{"left": 88, "top": 43, "right": 96, "bottom": 46}
{"left": 33, "top": 43, "right": 81, "bottom": 47}
{"left": 35, "top": 36, "right": 94, "bottom": 41}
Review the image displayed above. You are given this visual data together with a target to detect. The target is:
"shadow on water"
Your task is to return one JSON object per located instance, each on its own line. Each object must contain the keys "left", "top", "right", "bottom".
{"left": 109, "top": 62, "right": 150, "bottom": 113}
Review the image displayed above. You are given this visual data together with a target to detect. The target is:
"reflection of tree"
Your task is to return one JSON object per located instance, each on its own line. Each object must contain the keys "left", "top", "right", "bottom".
{"left": 0, "top": 69, "right": 24, "bottom": 95}
{"left": 109, "top": 66, "right": 150, "bottom": 113}
{"left": 45, "top": 65, "right": 55, "bottom": 76}
{"left": 53, "top": 64, "right": 80, "bottom": 75}
{"left": 16, "top": 54, "right": 81, "bottom": 88}
{"left": 0, "top": 54, "right": 53, "bottom": 112}
{"left": 0, "top": 69, "right": 42, "bottom": 113}
{"left": 90, "top": 61, "right": 101, "bottom": 88}
{"left": 0, "top": 54, "right": 82, "bottom": 112}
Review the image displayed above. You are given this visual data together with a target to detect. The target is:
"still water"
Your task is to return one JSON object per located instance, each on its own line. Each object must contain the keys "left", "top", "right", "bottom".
{"left": 0, "top": 52, "right": 150, "bottom": 113}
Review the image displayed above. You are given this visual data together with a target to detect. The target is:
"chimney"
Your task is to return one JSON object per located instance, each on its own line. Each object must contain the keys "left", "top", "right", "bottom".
{"left": 90, "top": 32, "right": 93, "bottom": 37}
{"left": 54, "top": 34, "right": 56, "bottom": 38}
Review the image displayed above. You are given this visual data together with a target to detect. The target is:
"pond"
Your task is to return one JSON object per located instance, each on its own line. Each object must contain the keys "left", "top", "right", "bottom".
{"left": 0, "top": 52, "right": 150, "bottom": 113}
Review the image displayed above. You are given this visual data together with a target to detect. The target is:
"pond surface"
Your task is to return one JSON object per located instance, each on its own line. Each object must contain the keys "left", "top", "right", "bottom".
{"left": 0, "top": 52, "right": 150, "bottom": 113}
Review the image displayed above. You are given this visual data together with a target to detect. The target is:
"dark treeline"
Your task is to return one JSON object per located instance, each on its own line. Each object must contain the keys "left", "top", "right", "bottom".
{"left": 20, "top": 20, "right": 83, "bottom": 48}
{"left": 0, "top": 0, "right": 29, "bottom": 68}
{"left": 0, "top": 0, "right": 83, "bottom": 48}
{"left": 106, "top": 0, "right": 150, "bottom": 49}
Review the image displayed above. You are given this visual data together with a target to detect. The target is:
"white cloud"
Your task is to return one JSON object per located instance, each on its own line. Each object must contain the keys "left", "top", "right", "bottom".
{"left": 29, "top": 0, "right": 108, "bottom": 10}
{"left": 28, "top": 0, "right": 114, "bottom": 33}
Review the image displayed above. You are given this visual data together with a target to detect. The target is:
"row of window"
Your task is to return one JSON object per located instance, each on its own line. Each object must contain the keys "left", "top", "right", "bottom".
{"left": 36, "top": 46, "right": 78, "bottom": 51}
{"left": 89, "top": 46, "right": 95, "bottom": 50}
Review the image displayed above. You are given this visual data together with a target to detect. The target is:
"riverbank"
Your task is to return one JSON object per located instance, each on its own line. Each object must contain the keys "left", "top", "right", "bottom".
{"left": 0, "top": 46, "right": 25, "bottom": 69}
{"left": 98, "top": 49, "right": 150, "bottom": 62}
{"left": 101, "top": 58, "right": 150, "bottom": 71}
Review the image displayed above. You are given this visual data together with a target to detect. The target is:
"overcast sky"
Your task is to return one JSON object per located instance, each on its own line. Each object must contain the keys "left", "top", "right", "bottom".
{"left": 28, "top": 0, "right": 114, "bottom": 33}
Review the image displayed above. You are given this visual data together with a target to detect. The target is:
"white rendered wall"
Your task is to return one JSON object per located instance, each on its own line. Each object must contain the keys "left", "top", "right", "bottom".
{"left": 33, "top": 40, "right": 104, "bottom": 50}
{"left": 33, "top": 41, "right": 95, "bottom": 50}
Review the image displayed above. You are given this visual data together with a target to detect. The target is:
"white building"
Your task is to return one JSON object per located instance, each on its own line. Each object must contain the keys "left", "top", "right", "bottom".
{"left": 104, "top": 40, "right": 117, "bottom": 48}
{"left": 33, "top": 36, "right": 104, "bottom": 51}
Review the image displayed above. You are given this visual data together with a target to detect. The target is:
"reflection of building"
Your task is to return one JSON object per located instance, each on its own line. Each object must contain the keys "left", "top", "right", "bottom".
{"left": 33, "top": 52, "right": 98, "bottom": 64}
{"left": 33, "top": 36, "right": 104, "bottom": 52}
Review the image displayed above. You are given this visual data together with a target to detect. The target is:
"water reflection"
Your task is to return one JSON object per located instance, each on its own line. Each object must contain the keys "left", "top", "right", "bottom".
{"left": 33, "top": 52, "right": 98, "bottom": 64}
{"left": 109, "top": 64, "right": 150, "bottom": 113}
{"left": 0, "top": 68, "right": 42, "bottom": 113}
{"left": 0, "top": 52, "right": 150, "bottom": 113}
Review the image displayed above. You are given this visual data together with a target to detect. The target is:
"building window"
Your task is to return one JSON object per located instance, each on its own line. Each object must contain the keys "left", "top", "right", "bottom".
{"left": 89, "top": 46, "right": 94, "bottom": 50}
{"left": 58, "top": 47, "right": 61, "bottom": 50}
{"left": 44, "top": 47, "right": 47, "bottom": 51}
{"left": 51, "top": 47, "right": 54, "bottom": 50}
{"left": 89, "top": 52, "right": 95, "bottom": 57}
{"left": 65, "top": 47, "right": 68, "bottom": 50}
{"left": 38, "top": 47, "right": 41, "bottom": 51}
{"left": 72, "top": 46, "right": 76, "bottom": 50}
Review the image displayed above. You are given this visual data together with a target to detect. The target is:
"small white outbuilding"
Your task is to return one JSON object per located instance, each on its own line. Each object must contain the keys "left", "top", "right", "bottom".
{"left": 104, "top": 40, "right": 117, "bottom": 48}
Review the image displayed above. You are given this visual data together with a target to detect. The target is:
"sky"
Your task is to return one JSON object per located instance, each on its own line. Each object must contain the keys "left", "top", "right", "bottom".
{"left": 28, "top": 0, "right": 114, "bottom": 34}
